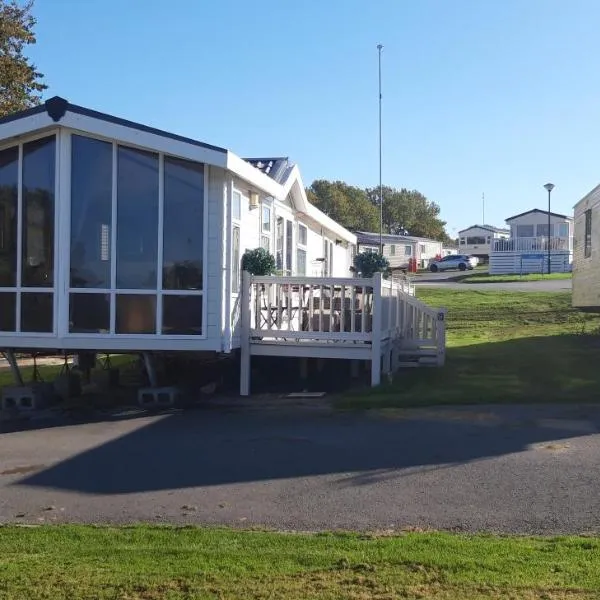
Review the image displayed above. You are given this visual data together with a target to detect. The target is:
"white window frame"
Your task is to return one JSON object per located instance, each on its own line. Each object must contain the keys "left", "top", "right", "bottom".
{"left": 0, "top": 129, "right": 60, "bottom": 337}
{"left": 232, "top": 190, "right": 242, "bottom": 221}
{"left": 61, "top": 129, "right": 209, "bottom": 340}
{"left": 296, "top": 222, "right": 308, "bottom": 275}
{"left": 260, "top": 201, "right": 272, "bottom": 252}
{"left": 390, "top": 244, "right": 396, "bottom": 256}
{"left": 404, "top": 245, "right": 412, "bottom": 256}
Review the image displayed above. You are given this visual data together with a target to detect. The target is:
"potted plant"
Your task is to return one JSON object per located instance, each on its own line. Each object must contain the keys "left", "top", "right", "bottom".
{"left": 352, "top": 251, "right": 391, "bottom": 333}
{"left": 241, "top": 248, "right": 276, "bottom": 278}
{"left": 241, "top": 248, "right": 276, "bottom": 339}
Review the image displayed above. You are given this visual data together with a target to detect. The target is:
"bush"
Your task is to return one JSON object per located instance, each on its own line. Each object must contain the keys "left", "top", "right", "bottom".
{"left": 353, "top": 251, "right": 390, "bottom": 278}
{"left": 241, "top": 248, "right": 276, "bottom": 276}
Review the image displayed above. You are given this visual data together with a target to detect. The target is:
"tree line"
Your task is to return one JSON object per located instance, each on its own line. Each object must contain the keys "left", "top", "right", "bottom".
{"left": 307, "top": 180, "right": 452, "bottom": 243}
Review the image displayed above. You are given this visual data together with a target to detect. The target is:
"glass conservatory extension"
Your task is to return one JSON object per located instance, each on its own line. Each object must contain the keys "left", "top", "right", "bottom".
{"left": 0, "top": 130, "right": 207, "bottom": 346}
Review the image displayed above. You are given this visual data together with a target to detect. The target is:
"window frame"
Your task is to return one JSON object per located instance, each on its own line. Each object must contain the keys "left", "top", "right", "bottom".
{"left": 296, "top": 222, "right": 308, "bottom": 275}
{"left": 0, "top": 130, "right": 59, "bottom": 337}
{"left": 585, "top": 209, "right": 592, "bottom": 259}
{"left": 63, "top": 131, "right": 208, "bottom": 340}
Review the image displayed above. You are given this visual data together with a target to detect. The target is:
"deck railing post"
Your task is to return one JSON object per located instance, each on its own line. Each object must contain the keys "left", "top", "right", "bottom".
{"left": 371, "top": 272, "right": 383, "bottom": 386}
{"left": 240, "top": 270, "right": 252, "bottom": 396}
{"left": 436, "top": 308, "right": 447, "bottom": 366}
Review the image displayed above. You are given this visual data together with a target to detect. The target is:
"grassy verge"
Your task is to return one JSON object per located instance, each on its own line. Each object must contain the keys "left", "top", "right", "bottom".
{"left": 0, "top": 354, "right": 136, "bottom": 389}
{"left": 457, "top": 272, "right": 572, "bottom": 284}
{"left": 338, "top": 289, "right": 600, "bottom": 409}
{"left": 0, "top": 525, "right": 599, "bottom": 599}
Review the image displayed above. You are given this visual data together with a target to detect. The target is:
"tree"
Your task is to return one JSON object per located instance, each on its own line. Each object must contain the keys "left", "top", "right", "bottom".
{"left": 307, "top": 180, "right": 379, "bottom": 232}
{"left": 366, "top": 186, "right": 449, "bottom": 241}
{"left": 0, "top": 0, "right": 46, "bottom": 117}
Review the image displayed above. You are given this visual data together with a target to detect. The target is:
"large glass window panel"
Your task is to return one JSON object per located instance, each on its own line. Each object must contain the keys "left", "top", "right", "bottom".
{"left": 116, "top": 146, "right": 158, "bottom": 289}
{"left": 0, "top": 145, "right": 18, "bottom": 287}
{"left": 69, "top": 293, "right": 110, "bottom": 333}
{"left": 162, "top": 156, "right": 204, "bottom": 290}
{"left": 70, "top": 135, "right": 113, "bottom": 288}
{"left": 21, "top": 292, "right": 53, "bottom": 332}
{"left": 162, "top": 295, "right": 202, "bottom": 335}
{"left": 116, "top": 294, "right": 156, "bottom": 334}
{"left": 22, "top": 136, "right": 56, "bottom": 287}
{"left": 516, "top": 225, "right": 534, "bottom": 238}
{"left": 0, "top": 292, "right": 16, "bottom": 331}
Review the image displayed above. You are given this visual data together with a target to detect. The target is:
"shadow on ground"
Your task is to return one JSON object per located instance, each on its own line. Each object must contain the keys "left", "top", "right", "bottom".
{"left": 16, "top": 401, "right": 599, "bottom": 495}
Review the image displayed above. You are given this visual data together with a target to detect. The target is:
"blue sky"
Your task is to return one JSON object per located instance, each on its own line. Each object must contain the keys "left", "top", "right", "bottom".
{"left": 30, "top": 0, "right": 600, "bottom": 236}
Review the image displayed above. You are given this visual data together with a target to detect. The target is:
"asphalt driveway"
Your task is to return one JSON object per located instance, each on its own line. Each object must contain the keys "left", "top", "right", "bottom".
{"left": 1, "top": 404, "right": 599, "bottom": 534}
{"left": 416, "top": 270, "right": 572, "bottom": 292}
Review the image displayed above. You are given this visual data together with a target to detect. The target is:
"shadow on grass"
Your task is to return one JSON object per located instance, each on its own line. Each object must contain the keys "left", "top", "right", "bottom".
{"left": 338, "top": 334, "right": 600, "bottom": 409}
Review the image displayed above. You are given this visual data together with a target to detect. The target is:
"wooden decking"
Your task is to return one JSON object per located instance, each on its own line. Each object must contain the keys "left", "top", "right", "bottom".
{"left": 239, "top": 272, "right": 446, "bottom": 395}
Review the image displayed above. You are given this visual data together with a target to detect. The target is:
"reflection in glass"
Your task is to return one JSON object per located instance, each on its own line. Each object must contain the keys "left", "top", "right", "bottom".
{"left": 162, "top": 157, "right": 204, "bottom": 290}
{"left": 69, "top": 293, "right": 110, "bottom": 333}
{"left": 70, "top": 135, "right": 113, "bottom": 288}
{"left": 116, "top": 294, "right": 156, "bottom": 334}
{"left": 0, "top": 293, "right": 15, "bottom": 331}
{"left": 116, "top": 146, "right": 158, "bottom": 289}
{"left": 21, "top": 293, "right": 53, "bottom": 332}
{"left": 0, "top": 146, "right": 18, "bottom": 287}
{"left": 162, "top": 295, "right": 202, "bottom": 335}
{"left": 22, "top": 136, "right": 56, "bottom": 287}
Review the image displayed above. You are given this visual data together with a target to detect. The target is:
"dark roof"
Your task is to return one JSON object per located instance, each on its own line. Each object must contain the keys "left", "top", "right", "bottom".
{"left": 355, "top": 231, "right": 439, "bottom": 245}
{"left": 458, "top": 224, "right": 510, "bottom": 234}
{"left": 505, "top": 208, "right": 571, "bottom": 222}
{"left": 244, "top": 157, "right": 291, "bottom": 184}
{"left": 0, "top": 96, "right": 227, "bottom": 154}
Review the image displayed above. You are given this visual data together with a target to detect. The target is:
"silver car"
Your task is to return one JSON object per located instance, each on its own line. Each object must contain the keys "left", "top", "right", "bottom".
{"left": 429, "top": 254, "right": 478, "bottom": 272}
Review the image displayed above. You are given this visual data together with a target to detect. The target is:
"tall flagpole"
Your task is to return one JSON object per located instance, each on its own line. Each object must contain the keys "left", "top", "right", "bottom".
{"left": 378, "top": 44, "right": 383, "bottom": 253}
{"left": 482, "top": 192, "right": 485, "bottom": 224}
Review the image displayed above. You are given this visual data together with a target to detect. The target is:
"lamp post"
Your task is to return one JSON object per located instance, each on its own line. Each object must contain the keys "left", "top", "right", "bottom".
{"left": 544, "top": 183, "right": 555, "bottom": 274}
{"left": 377, "top": 43, "right": 383, "bottom": 254}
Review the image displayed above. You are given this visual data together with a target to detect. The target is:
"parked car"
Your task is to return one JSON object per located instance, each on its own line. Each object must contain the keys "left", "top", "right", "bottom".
{"left": 429, "top": 254, "right": 478, "bottom": 272}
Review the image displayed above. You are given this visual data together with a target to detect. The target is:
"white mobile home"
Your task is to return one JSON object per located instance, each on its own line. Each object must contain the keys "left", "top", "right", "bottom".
{"left": 355, "top": 231, "right": 443, "bottom": 270}
{"left": 0, "top": 97, "right": 354, "bottom": 353}
{"left": 572, "top": 185, "right": 600, "bottom": 308}
{"left": 457, "top": 225, "right": 510, "bottom": 261}
{"left": 0, "top": 97, "right": 445, "bottom": 393}
{"left": 489, "top": 209, "right": 573, "bottom": 275}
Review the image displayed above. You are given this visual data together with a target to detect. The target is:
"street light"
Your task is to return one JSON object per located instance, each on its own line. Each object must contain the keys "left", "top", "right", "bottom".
{"left": 544, "top": 183, "right": 555, "bottom": 274}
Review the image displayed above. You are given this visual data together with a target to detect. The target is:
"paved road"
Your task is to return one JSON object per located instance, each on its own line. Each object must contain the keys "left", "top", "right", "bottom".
{"left": 1, "top": 404, "right": 600, "bottom": 534}
{"left": 416, "top": 270, "right": 572, "bottom": 292}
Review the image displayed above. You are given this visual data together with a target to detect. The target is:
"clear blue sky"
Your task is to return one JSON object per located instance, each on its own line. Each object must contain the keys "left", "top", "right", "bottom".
{"left": 30, "top": 0, "right": 600, "bottom": 237}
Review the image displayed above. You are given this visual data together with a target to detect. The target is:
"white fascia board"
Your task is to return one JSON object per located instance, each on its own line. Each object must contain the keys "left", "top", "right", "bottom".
{"left": 285, "top": 167, "right": 356, "bottom": 244}
{"left": 226, "top": 151, "right": 282, "bottom": 198}
{"left": 304, "top": 203, "right": 357, "bottom": 244}
{"left": 0, "top": 111, "right": 57, "bottom": 144}
{"left": 60, "top": 112, "right": 228, "bottom": 167}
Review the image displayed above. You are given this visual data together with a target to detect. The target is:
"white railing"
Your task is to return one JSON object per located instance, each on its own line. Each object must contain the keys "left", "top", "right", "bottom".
{"left": 493, "top": 237, "right": 572, "bottom": 253}
{"left": 239, "top": 272, "right": 446, "bottom": 394}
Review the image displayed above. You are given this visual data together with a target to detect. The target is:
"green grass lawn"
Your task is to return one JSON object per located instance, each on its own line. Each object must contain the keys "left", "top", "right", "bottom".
{"left": 457, "top": 272, "right": 572, "bottom": 284}
{"left": 338, "top": 289, "right": 600, "bottom": 409}
{"left": 0, "top": 354, "right": 136, "bottom": 389}
{"left": 0, "top": 525, "right": 599, "bottom": 599}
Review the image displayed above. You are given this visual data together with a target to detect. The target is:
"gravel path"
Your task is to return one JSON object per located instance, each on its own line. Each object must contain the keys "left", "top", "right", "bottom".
{"left": 1, "top": 404, "right": 599, "bottom": 534}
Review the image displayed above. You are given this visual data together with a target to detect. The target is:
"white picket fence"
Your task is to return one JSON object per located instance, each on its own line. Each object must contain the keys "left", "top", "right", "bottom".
{"left": 239, "top": 272, "right": 446, "bottom": 395}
